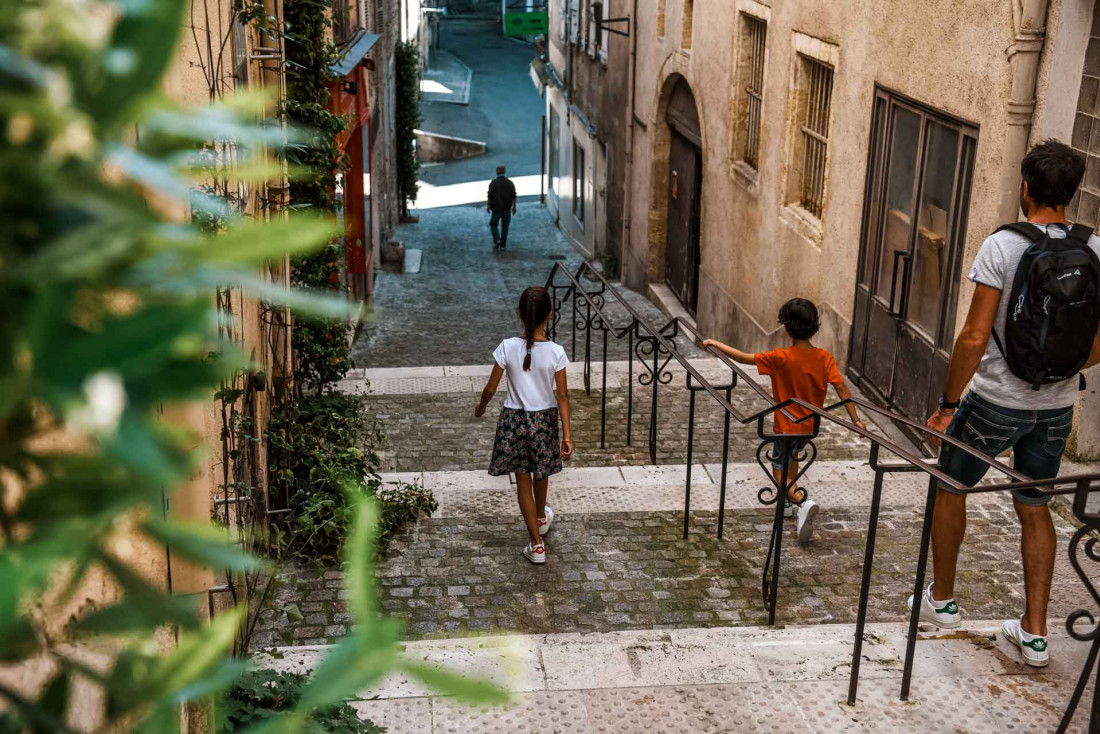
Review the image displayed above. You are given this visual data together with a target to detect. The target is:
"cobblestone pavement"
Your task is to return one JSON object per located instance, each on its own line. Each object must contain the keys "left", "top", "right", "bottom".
{"left": 350, "top": 203, "right": 702, "bottom": 369}
{"left": 368, "top": 380, "right": 884, "bottom": 472}
{"left": 251, "top": 496, "right": 1090, "bottom": 647}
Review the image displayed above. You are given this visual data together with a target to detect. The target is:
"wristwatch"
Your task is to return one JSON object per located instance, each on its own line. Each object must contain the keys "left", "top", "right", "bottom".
{"left": 939, "top": 394, "right": 960, "bottom": 411}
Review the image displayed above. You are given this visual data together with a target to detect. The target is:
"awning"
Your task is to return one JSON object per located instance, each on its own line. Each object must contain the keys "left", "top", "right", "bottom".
{"left": 529, "top": 57, "right": 563, "bottom": 95}
{"left": 329, "top": 30, "right": 381, "bottom": 77}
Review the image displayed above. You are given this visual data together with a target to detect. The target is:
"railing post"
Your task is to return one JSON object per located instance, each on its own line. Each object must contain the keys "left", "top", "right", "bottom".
{"left": 717, "top": 386, "right": 731, "bottom": 539}
{"left": 626, "top": 325, "right": 634, "bottom": 447}
{"left": 766, "top": 454, "right": 789, "bottom": 626}
{"left": 683, "top": 383, "right": 696, "bottom": 540}
{"left": 571, "top": 283, "right": 578, "bottom": 359}
{"left": 648, "top": 339, "right": 659, "bottom": 465}
{"left": 583, "top": 295, "right": 592, "bottom": 395}
{"left": 848, "top": 441, "right": 886, "bottom": 706}
{"left": 600, "top": 326, "right": 608, "bottom": 449}
{"left": 901, "top": 474, "right": 939, "bottom": 701}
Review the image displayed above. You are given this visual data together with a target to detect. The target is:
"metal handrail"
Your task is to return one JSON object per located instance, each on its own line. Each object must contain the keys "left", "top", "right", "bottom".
{"left": 545, "top": 259, "right": 1100, "bottom": 730}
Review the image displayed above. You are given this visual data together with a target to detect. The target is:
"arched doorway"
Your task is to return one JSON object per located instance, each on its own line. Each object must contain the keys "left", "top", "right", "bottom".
{"left": 664, "top": 77, "right": 703, "bottom": 315}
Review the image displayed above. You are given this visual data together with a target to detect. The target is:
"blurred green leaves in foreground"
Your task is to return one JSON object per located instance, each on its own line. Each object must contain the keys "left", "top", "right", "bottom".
{"left": 0, "top": 0, "right": 503, "bottom": 728}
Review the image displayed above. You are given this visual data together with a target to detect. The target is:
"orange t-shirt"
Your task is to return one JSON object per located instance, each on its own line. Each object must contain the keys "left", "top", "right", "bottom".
{"left": 754, "top": 345, "right": 844, "bottom": 435}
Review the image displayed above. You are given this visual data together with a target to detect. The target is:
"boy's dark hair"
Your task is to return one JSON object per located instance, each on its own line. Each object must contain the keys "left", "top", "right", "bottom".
{"left": 518, "top": 286, "right": 553, "bottom": 371}
{"left": 778, "top": 298, "right": 820, "bottom": 340}
{"left": 1021, "top": 139, "right": 1085, "bottom": 209}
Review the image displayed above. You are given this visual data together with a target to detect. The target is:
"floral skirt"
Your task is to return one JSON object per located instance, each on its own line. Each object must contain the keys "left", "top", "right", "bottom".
{"left": 489, "top": 406, "right": 563, "bottom": 480}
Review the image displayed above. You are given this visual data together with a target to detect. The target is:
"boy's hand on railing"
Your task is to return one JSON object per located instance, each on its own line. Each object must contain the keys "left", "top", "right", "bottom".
{"left": 560, "top": 439, "right": 573, "bottom": 460}
{"left": 702, "top": 339, "right": 718, "bottom": 350}
{"left": 853, "top": 419, "right": 866, "bottom": 431}
{"left": 925, "top": 409, "right": 955, "bottom": 447}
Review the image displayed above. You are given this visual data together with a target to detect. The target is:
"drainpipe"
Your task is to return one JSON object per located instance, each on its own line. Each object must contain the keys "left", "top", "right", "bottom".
{"left": 621, "top": 0, "right": 638, "bottom": 286}
{"left": 999, "top": 0, "right": 1050, "bottom": 223}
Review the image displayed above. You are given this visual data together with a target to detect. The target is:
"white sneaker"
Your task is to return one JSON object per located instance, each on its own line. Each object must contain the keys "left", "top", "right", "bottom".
{"left": 523, "top": 542, "right": 546, "bottom": 564}
{"left": 1001, "top": 619, "right": 1049, "bottom": 667}
{"left": 538, "top": 507, "right": 554, "bottom": 536}
{"left": 906, "top": 583, "right": 961, "bottom": 629}
{"left": 796, "top": 499, "right": 819, "bottom": 542}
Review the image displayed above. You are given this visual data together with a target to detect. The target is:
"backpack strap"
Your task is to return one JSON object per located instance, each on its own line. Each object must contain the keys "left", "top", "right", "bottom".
{"left": 1067, "top": 223, "right": 1094, "bottom": 244}
{"left": 993, "top": 222, "right": 1046, "bottom": 241}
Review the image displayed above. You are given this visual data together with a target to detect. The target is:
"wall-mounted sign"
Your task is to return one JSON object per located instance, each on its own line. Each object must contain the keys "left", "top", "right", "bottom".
{"left": 504, "top": 11, "right": 548, "bottom": 37}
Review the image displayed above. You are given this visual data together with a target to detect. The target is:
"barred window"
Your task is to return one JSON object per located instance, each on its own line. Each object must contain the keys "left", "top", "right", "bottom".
{"left": 739, "top": 14, "right": 766, "bottom": 168}
{"left": 798, "top": 55, "right": 834, "bottom": 218}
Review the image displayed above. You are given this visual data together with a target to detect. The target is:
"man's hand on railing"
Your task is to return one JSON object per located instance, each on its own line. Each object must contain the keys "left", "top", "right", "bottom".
{"left": 925, "top": 408, "right": 955, "bottom": 448}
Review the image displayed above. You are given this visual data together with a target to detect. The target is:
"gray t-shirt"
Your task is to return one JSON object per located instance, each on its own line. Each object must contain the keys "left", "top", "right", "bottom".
{"left": 968, "top": 222, "right": 1100, "bottom": 410}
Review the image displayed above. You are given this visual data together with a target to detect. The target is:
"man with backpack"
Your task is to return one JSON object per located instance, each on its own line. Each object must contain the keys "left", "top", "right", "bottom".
{"left": 917, "top": 140, "right": 1100, "bottom": 667}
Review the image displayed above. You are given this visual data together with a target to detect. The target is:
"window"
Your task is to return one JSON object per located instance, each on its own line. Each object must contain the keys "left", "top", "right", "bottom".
{"left": 682, "top": 0, "right": 694, "bottom": 49}
{"left": 794, "top": 54, "right": 834, "bottom": 218}
{"left": 549, "top": 111, "right": 560, "bottom": 193}
{"left": 1068, "top": 17, "right": 1100, "bottom": 226}
{"left": 591, "top": 0, "right": 609, "bottom": 62}
{"left": 737, "top": 13, "right": 766, "bottom": 169}
{"left": 572, "top": 139, "right": 585, "bottom": 223}
{"left": 656, "top": 0, "right": 666, "bottom": 37}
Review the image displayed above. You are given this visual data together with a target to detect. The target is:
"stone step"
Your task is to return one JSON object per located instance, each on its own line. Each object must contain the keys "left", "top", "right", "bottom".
{"left": 253, "top": 620, "right": 1096, "bottom": 733}
{"left": 379, "top": 460, "right": 1097, "bottom": 518}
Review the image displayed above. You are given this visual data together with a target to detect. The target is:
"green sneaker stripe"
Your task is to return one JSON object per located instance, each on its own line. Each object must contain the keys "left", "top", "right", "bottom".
{"left": 1023, "top": 637, "right": 1047, "bottom": 652}
{"left": 933, "top": 601, "right": 958, "bottom": 615}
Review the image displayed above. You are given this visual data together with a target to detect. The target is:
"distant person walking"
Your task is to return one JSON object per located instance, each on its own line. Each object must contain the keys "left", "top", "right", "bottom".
{"left": 487, "top": 165, "right": 517, "bottom": 251}
{"left": 918, "top": 140, "right": 1100, "bottom": 668}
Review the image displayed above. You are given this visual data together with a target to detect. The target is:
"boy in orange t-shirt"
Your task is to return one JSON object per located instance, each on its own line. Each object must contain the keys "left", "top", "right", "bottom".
{"left": 703, "top": 298, "right": 865, "bottom": 542}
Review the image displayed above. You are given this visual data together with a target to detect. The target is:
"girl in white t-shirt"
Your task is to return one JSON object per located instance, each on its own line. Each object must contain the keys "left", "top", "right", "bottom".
{"left": 474, "top": 286, "right": 573, "bottom": 564}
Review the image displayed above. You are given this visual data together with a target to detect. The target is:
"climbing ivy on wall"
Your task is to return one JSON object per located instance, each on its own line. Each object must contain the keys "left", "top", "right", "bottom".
{"left": 394, "top": 40, "right": 422, "bottom": 216}
{"left": 284, "top": 0, "right": 353, "bottom": 392}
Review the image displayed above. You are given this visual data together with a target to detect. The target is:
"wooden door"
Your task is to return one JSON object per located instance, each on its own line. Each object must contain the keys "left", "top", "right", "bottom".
{"left": 666, "top": 130, "right": 702, "bottom": 314}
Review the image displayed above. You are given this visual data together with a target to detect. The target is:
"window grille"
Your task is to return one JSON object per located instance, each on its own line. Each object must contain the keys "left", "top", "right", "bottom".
{"left": 799, "top": 56, "right": 833, "bottom": 218}
{"left": 741, "top": 14, "right": 766, "bottom": 168}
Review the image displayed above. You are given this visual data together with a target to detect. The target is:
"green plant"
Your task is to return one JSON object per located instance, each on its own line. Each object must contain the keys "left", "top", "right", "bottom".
{"left": 218, "top": 669, "right": 384, "bottom": 732}
{"left": 0, "top": 0, "right": 495, "bottom": 727}
{"left": 268, "top": 394, "right": 436, "bottom": 563}
{"left": 284, "top": 0, "right": 355, "bottom": 394}
{"left": 394, "top": 40, "right": 422, "bottom": 216}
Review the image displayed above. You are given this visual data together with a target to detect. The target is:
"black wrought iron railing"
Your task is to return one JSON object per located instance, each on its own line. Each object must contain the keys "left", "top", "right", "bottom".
{"left": 545, "top": 260, "right": 1100, "bottom": 732}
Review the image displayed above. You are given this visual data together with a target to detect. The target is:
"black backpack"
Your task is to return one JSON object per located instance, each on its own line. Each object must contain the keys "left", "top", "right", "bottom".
{"left": 991, "top": 222, "right": 1100, "bottom": 390}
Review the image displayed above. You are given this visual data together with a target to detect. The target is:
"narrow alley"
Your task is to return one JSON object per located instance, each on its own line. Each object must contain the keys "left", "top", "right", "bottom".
{"left": 251, "top": 12, "right": 1100, "bottom": 734}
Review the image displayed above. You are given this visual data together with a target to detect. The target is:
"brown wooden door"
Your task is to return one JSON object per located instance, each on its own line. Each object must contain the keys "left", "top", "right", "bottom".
{"left": 849, "top": 89, "right": 977, "bottom": 437}
{"left": 666, "top": 130, "right": 702, "bottom": 314}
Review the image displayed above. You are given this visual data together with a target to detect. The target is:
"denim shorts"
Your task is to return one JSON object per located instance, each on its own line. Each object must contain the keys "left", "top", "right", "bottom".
{"left": 769, "top": 437, "right": 811, "bottom": 470}
{"left": 938, "top": 392, "right": 1073, "bottom": 506}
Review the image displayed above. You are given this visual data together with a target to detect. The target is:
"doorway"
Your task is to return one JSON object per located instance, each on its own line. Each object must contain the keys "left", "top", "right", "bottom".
{"left": 848, "top": 88, "right": 977, "bottom": 431}
{"left": 664, "top": 77, "right": 703, "bottom": 315}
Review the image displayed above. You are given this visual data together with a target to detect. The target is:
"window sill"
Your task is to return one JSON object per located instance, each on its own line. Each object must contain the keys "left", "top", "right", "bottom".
{"left": 730, "top": 160, "right": 761, "bottom": 196}
{"left": 779, "top": 203, "right": 824, "bottom": 249}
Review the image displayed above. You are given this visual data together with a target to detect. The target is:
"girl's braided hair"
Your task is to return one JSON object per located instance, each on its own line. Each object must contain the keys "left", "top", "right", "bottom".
{"left": 778, "top": 298, "right": 820, "bottom": 340}
{"left": 518, "top": 286, "right": 553, "bottom": 371}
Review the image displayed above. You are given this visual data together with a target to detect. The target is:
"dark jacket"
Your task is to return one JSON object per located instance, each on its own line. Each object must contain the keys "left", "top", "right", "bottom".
{"left": 487, "top": 175, "right": 517, "bottom": 212}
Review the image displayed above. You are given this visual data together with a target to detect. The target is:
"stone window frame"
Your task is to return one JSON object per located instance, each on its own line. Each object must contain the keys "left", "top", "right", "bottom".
{"left": 779, "top": 32, "right": 839, "bottom": 246}
{"left": 573, "top": 137, "right": 586, "bottom": 226}
{"left": 730, "top": 0, "right": 771, "bottom": 190}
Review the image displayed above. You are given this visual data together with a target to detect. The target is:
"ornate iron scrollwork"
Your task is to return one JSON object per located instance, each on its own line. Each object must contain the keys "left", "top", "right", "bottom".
{"left": 634, "top": 334, "right": 675, "bottom": 386}
{"left": 754, "top": 438, "right": 818, "bottom": 505}
{"left": 1056, "top": 480, "right": 1100, "bottom": 733}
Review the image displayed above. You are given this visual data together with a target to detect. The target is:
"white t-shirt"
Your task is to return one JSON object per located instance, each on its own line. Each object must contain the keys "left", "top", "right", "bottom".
{"left": 492, "top": 337, "right": 568, "bottom": 411}
{"left": 969, "top": 222, "right": 1100, "bottom": 410}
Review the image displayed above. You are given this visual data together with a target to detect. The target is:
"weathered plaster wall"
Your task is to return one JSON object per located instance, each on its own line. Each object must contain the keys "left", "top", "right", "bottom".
{"left": 626, "top": 0, "right": 1023, "bottom": 367}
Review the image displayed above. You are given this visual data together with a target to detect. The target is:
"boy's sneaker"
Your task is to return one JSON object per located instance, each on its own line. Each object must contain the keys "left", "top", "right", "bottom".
{"left": 906, "top": 583, "right": 961, "bottom": 629}
{"left": 796, "top": 499, "right": 819, "bottom": 542}
{"left": 523, "top": 542, "right": 546, "bottom": 565}
{"left": 538, "top": 507, "right": 554, "bottom": 536}
{"left": 1001, "top": 619, "right": 1049, "bottom": 667}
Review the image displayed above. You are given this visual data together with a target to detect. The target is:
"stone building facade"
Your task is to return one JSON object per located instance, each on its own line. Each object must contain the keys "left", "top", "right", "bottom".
{"left": 614, "top": 0, "right": 1099, "bottom": 452}
{"left": 541, "top": 0, "right": 631, "bottom": 264}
